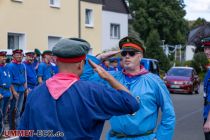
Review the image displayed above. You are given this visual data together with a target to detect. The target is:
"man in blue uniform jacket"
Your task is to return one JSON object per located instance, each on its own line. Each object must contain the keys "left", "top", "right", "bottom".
{"left": 88, "top": 36, "right": 176, "bottom": 140}
{"left": 37, "top": 50, "right": 53, "bottom": 84}
{"left": 0, "top": 51, "right": 12, "bottom": 135}
{"left": 7, "top": 49, "right": 28, "bottom": 130}
{"left": 203, "top": 38, "right": 210, "bottom": 140}
{"left": 19, "top": 38, "right": 139, "bottom": 140}
{"left": 24, "top": 51, "right": 38, "bottom": 90}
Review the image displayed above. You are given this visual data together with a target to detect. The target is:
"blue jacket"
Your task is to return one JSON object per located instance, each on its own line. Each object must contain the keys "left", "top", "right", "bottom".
{"left": 37, "top": 62, "right": 53, "bottom": 82}
{"left": 24, "top": 62, "right": 38, "bottom": 89}
{"left": 19, "top": 80, "right": 139, "bottom": 140}
{"left": 7, "top": 62, "right": 26, "bottom": 92}
{"left": 203, "top": 69, "right": 210, "bottom": 119}
{"left": 0, "top": 64, "right": 12, "bottom": 97}
{"left": 89, "top": 71, "right": 175, "bottom": 140}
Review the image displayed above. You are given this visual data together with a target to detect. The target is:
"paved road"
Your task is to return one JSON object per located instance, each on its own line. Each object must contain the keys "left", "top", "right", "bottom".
{"left": 5, "top": 85, "right": 205, "bottom": 140}
{"left": 100, "top": 84, "right": 205, "bottom": 140}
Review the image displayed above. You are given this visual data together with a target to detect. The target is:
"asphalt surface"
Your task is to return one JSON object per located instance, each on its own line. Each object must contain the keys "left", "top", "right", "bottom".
{"left": 100, "top": 84, "right": 205, "bottom": 140}
{"left": 4, "top": 84, "right": 205, "bottom": 140}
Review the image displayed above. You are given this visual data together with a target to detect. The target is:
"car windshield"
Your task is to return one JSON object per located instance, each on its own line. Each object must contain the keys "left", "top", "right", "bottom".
{"left": 167, "top": 68, "right": 192, "bottom": 77}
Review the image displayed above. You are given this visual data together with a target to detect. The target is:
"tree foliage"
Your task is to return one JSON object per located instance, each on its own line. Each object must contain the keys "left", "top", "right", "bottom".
{"left": 190, "top": 18, "right": 207, "bottom": 30}
{"left": 128, "top": 0, "right": 189, "bottom": 45}
{"left": 145, "top": 30, "right": 170, "bottom": 71}
{"left": 191, "top": 52, "right": 208, "bottom": 73}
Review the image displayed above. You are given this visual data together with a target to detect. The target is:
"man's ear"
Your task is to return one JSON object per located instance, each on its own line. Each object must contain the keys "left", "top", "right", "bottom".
{"left": 78, "top": 61, "right": 84, "bottom": 70}
{"left": 138, "top": 52, "right": 143, "bottom": 59}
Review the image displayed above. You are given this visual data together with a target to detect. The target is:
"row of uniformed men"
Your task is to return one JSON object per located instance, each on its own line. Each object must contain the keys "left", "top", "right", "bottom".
{"left": 0, "top": 48, "right": 57, "bottom": 135}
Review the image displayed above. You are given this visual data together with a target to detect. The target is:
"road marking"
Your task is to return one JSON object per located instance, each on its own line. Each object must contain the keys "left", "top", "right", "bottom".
{"left": 176, "top": 108, "right": 202, "bottom": 124}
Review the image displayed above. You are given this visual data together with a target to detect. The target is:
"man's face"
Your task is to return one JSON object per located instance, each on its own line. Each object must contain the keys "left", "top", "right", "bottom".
{"left": 0, "top": 55, "right": 6, "bottom": 64}
{"left": 26, "top": 55, "right": 34, "bottom": 63}
{"left": 51, "top": 56, "right": 57, "bottom": 63}
{"left": 121, "top": 51, "right": 142, "bottom": 70}
{"left": 111, "top": 61, "right": 118, "bottom": 67}
{"left": 44, "top": 54, "right": 52, "bottom": 63}
{"left": 104, "top": 60, "right": 110, "bottom": 67}
{"left": 13, "top": 53, "right": 23, "bottom": 62}
{"left": 204, "top": 47, "right": 210, "bottom": 59}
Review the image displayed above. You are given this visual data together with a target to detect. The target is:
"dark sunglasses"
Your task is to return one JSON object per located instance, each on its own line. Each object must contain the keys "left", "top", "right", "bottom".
{"left": 121, "top": 51, "right": 141, "bottom": 57}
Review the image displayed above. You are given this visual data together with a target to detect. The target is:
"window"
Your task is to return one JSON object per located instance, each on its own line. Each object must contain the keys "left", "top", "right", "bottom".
{"left": 8, "top": 33, "right": 25, "bottom": 50}
{"left": 49, "top": 0, "right": 60, "bottom": 8}
{"left": 110, "top": 24, "right": 120, "bottom": 39}
{"left": 85, "top": 9, "right": 93, "bottom": 27}
{"left": 48, "top": 36, "right": 61, "bottom": 50}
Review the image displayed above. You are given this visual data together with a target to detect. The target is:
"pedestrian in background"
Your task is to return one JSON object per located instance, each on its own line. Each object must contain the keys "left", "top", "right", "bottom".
{"left": 203, "top": 39, "right": 210, "bottom": 140}
{"left": 37, "top": 50, "right": 53, "bottom": 84}
{"left": 0, "top": 51, "right": 12, "bottom": 135}
{"left": 24, "top": 51, "right": 37, "bottom": 90}
{"left": 7, "top": 49, "right": 28, "bottom": 130}
{"left": 33, "top": 48, "right": 41, "bottom": 71}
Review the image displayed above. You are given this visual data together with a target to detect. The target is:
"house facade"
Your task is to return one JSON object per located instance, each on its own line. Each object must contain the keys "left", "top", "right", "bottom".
{"left": 185, "top": 45, "right": 196, "bottom": 61}
{"left": 102, "top": 0, "right": 129, "bottom": 51}
{"left": 80, "top": 0, "right": 102, "bottom": 54}
{"left": 0, "top": 0, "right": 128, "bottom": 55}
{"left": 0, "top": 0, "right": 79, "bottom": 52}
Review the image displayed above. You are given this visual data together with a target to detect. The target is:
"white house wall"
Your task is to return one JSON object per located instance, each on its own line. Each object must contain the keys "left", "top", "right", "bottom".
{"left": 185, "top": 45, "right": 195, "bottom": 61}
{"left": 102, "top": 11, "right": 128, "bottom": 51}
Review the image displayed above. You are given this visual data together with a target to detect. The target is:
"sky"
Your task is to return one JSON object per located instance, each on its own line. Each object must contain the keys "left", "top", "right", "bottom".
{"left": 184, "top": 0, "right": 210, "bottom": 21}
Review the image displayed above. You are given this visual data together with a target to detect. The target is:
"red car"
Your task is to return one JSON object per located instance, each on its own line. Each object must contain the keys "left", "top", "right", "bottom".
{"left": 163, "top": 67, "right": 200, "bottom": 94}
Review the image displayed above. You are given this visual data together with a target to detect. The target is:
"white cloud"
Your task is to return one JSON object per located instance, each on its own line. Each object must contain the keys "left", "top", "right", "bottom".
{"left": 186, "top": 0, "right": 210, "bottom": 12}
{"left": 185, "top": 0, "right": 210, "bottom": 20}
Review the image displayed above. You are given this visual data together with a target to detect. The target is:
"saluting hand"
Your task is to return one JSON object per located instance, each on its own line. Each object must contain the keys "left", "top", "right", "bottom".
{"left": 88, "top": 59, "right": 130, "bottom": 93}
{"left": 88, "top": 59, "right": 111, "bottom": 80}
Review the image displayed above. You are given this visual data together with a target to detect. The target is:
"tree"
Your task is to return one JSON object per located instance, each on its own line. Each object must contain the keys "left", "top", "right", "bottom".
{"left": 145, "top": 30, "right": 170, "bottom": 71}
{"left": 128, "top": 0, "right": 188, "bottom": 45}
{"left": 190, "top": 18, "right": 207, "bottom": 30}
{"left": 128, "top": 24, "right": 140, "bottom": 41}
{"left": 191, "top": 52, "right": 208, "bottom": 73}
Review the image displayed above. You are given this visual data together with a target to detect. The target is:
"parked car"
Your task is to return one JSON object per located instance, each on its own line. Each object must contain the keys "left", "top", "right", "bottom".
{"left": 109, "top": 57, "right": 160, "bottom": 75}
{"left": 163, "top": 67, "right": 200, "bottom": 94}
{"left": 140, "top": 58, "right": 159, "bottom": 75}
